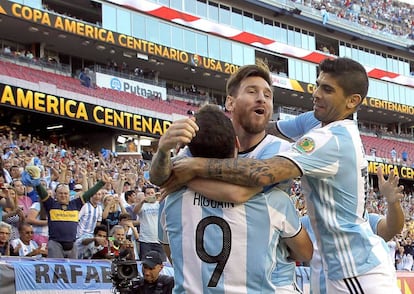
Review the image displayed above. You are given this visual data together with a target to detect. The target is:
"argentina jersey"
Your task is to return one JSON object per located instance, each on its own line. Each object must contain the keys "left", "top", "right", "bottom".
{"left": 238, "top": 134, "right": 301, "bottom": 289}
{"left": 278, "top": 120, "right": 389, "bottom": 280}
{"left": 164, "top": 186, "right": 300, "bottom": 294}
{"left": 238, "top": 134, "right": 291, "bottom": 159}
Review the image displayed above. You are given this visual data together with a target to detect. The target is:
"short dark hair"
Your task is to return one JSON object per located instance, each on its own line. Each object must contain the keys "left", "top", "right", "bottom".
{"left": 188, "top": 105, "right": 236, "bottom": 159}
{"left": 319, "top": 57, "right": 369, "bottom": 102}
{"left": 226, "top": 60, "right": 272, "bottom": 97}
{"left": 124, "top": 190, "right": 135, "bottom": 202}
{"left": 119, "top": 213, "right": 131, "bottom": 222}
{"left": 94, "top": 224, "right": 108, "bottom": 235}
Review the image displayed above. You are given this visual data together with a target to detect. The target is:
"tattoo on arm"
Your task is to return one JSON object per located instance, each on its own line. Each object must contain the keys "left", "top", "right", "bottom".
{"left": 150, "top": 151, "right": 172, "bottom": 186}
{"left": 205, "top": 157, "right": 298, "bottom": 187}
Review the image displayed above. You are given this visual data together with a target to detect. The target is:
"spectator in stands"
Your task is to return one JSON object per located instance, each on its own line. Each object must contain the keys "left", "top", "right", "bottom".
{"left": 0, "top": 158, "right": 12, "bottom": 184}
{"left": 119, "top": 212, "right": 140, "bottom": 258}
{"left": 9, "top": 166, "right": 21, "bottom": 181}
{"left": 133, "top": 185, "right": 166, "bottom": 261}
{"left": 0, "top": 221, "right": 12, "bottom": 256}
{"left": 39, "top": 173, "right": 110, "bottom": 259}
{"left": 10, "top": 222, "right": 47, "bottom": 258}
{"left": 108, "top": 224, "right": 135, "bottom": 260}
{"left": 79, "top": 67, "right": 91, "bottom": 88}
{"left": 124, "top": 189, "right": 138, "bottom": 218}
{"left": 75, "top": 184, "right": 105, "bottom": 258}
{"left": 321, "top": 5, "right": 329, "bottom": 25}
{"left": 402, "top": 150, "right": 408, "bottom": 163}
{"left": 3, "top": 46, "right": 12, "bottom": 56}
{"left": 391, "top": 147, "right": 397, "bottom": 163}
{"left": 26, "top": 200, "right": 48, "bottom": 247}
{"left": 77, "top": 224, "right": 109, "bottom": 259}
{"left": 102, "top": 193, "right": 127, "bottom": 231}
{"left": 370, "top": 147, "right": 377, "bottom": 157}
{"left": 140, "top": 251, "right": 174, "bottom": 294}
{"left": 11, "top": 179, "right": 33, "bottom": 215}
{"left": 2, "top": 187, "right": 25, "bottom": 241}
{"left": 396, "top": 245, "right": 413, "bottom": 271}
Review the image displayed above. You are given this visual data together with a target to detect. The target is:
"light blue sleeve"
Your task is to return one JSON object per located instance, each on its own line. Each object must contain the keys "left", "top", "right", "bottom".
{"left": 277, "top": 111, "right": 320, "bottom": 141}
{"left": 368, "top": 213, "right": 382, "bottom": 234}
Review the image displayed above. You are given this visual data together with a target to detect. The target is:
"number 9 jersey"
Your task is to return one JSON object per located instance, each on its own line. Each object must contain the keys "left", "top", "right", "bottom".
{"left": 163, "top": 186, "right": 301, "bottom": 294}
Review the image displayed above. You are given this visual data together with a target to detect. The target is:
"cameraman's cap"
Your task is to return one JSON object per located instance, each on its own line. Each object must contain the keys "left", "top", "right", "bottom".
{"left": 141, "top": 251, "right": 163, "bottom": 268}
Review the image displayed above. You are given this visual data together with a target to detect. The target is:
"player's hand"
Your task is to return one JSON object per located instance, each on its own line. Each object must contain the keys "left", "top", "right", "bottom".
{"left": 377, "top": 167, "right": 404, "bottom": 205}
{"left": 158, "top": 118, "right": 198, "bottom": 153}
{"left": 159, "top": 171, "right": 194, "bottom": 200}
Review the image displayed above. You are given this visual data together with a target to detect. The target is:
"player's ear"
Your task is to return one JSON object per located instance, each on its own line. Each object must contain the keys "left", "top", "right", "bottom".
{"left": 225, "top": 95, "right": 235, "bottom": 112}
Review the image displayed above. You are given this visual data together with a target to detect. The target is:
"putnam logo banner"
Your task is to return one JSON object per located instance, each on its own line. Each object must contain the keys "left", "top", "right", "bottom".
{"left": 0, "top": 83, "right": 171, "bottom": 136}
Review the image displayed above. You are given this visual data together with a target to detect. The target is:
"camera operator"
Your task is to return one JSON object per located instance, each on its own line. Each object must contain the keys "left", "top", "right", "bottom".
{"left": 139, "top": 251, "right": 174, "bottom": 294}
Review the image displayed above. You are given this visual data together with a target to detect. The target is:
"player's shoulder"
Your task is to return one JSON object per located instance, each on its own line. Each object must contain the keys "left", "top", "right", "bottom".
{"left": 264, "top": 188, "right": 294, "bottom": 207}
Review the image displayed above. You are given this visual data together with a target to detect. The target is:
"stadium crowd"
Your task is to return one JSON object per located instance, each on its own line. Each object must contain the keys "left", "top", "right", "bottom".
{"left": 0, "top": 128, "right": 412, "bottom": 271}
{"left": 306, "top": 0, "right": 414, "bottom": 39}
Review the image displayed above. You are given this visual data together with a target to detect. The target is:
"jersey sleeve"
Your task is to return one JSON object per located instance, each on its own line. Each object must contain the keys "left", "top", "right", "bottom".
{"left": 368, "top": 213, "right": 383, "bottom": 234}
{"left": 276, "top": 111, "right": 320, "bottom": 141}
{"left": 278, "top": 126, "right": 341, "bottom": 178}
{"left": 266, "top": 188, "right": 301, "bottom": 238}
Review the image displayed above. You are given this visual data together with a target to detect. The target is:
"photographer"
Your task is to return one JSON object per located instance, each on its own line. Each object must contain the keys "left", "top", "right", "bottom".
{"left": 112, "top": 250, "right": 173, "bottom": 294}
{"left": 139, "top": 251, "right": 174, "bottom": 294}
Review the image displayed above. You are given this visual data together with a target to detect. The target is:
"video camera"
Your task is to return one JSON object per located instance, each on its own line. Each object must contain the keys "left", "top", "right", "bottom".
{"left": 110, "top": 252, "right": 144, "bottom": 294}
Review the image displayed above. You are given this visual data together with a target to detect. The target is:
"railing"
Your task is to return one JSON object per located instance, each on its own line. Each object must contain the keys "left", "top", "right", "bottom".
{"left": 256, "top": 0, "right": 414, "bottom": 48}
{"left": 0, "top": 52, "right": 71, "bottom": 76}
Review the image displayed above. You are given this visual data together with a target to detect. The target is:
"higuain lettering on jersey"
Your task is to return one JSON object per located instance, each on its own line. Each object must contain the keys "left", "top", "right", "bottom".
{"left": 192, "top": 193, "right": 234, "bottom": 209}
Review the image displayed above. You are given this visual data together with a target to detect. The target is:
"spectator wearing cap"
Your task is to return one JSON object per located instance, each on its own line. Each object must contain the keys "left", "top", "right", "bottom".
{"left": 133, "top": 185, "right": 166, "bottom": 261}
{"left": 140, "top": 251, "right": 174, "bottom": 294}
{"left": 73, "top": 184, "right": 83, "bottom": 198}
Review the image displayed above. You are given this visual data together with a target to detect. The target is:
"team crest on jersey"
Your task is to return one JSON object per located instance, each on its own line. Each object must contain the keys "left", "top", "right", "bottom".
{"left": 295, "top": 137, "right": 315, "bottom": 153}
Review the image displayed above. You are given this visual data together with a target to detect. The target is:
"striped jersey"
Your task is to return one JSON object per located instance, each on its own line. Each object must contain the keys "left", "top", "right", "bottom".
{"left": 164, "top": 187, "right": 300, "bottom": 294}
{"left": 76, "top": 202, "right": 103, "bottom": 238}
{"left": 239, "top": 134, "right": 299, "bottom": 289}
{"left": 302, "top": 213, "right": 383, "bottom": 294}
{"left": 279, "top": 119, "right": 389, "bottom": 280}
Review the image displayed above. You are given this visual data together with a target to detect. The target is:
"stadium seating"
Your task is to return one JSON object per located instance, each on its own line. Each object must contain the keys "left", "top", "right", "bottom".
{"left": 361, "top": 134, "right": 414, "bottom": 164}
{"left": 0, "top": 59, "right": 199, "bottom": 116}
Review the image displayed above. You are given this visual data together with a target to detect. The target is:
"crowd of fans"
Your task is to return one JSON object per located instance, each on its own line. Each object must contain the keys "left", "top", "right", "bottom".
{"left": 305, "top": 0, "right": 414, "bottom": 39}
{"left": 0, "top": 129, "right": 412, "bottom": 272}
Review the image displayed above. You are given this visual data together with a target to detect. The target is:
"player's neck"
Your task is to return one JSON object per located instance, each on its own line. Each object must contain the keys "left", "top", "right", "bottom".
{"left": 237, "top": 132, "right": 266, "bottom": 153}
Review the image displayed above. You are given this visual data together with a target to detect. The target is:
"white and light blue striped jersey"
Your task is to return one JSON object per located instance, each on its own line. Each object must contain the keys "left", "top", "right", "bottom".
{"left": 280, "top": 119, "right": 389, "bottom": 280}
{"left": 276, "top": 111, "right": 320, "bottom": 141}
{"left": 164, "top": 187, "right": 300, "bottom": 294}
{"left": 238, "top": 134, "right": 291, "bottom": 159}
{"left": 302, "top": 213, "right": 384, "bottom": 294}
{"left": 239, "top": 134, "right": 300, "bottom": 289}
{"left": 76, "top": 202, "right": 102, "bottom": 238}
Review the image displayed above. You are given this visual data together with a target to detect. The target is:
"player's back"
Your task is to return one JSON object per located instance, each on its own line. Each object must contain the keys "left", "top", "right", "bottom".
{"left": 164, "top": 187, "right": 298, "bottom": 294}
